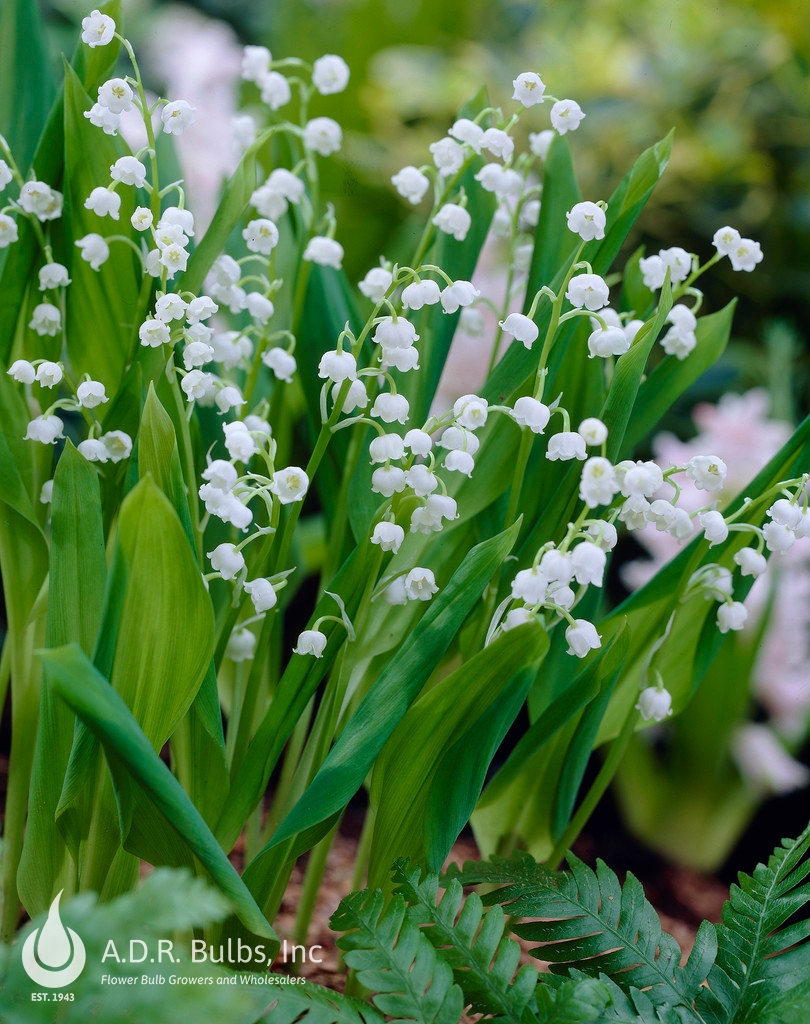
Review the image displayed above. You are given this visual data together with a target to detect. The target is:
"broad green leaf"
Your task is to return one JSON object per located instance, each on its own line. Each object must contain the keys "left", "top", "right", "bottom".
{"left": 0, "top": 0, "right": 122, "bottom": 361}
{"left": 138, "top": 385, "right": 229, "bottom": 828}
{"left": 602, "top": 275, "right": 672, "bottom": 462}
{"left": 524, "top": 134, "right": 581, "bottom": 301}
{"left": 110, "top": 476, "right": 213, "bottom": 747}
{"left": 55, "top": 476, "right": 213, "bottom": 889}
{"left": 621, "top": 301, "right": 736, "bottom": 454}
{"left": 38, "top": 643, "right": 278, "bottom": 947}
{"left": 300, "top": 265, "right": 365, "bottom": 528}
{"left": 258, "top": 520, "right": 522, "bottom": 855}
{"left": 401, "top": 162, "right": 496, "bottom": 428}
{"left": 0, "top": 0, "right": 55, "bottom": 174}
{"left": 217, "top": 539, "right": 374, "bottom": 849}
{"left": 472, "top": 630, "right": 629, "bottom": 861}
{"left": 425, "top": 664, "right": 537, "bottom": 872}
{"left": 63, "top": 62, "right": 141, "bottom": 394}
{"left": 18, "top": 444, "right": 107, "bottom": 915}
{"left": 485, "top": 131, "right": 673, "bottom": 404}
{"left": 138, "top": 383, "right": 195, "bottom": 547}
{"left": 589, "top": 130, "right": 673, "bottom": 277}
{"left": 550, "top": 627, "right": 630, "bottom": 839}
{"left": 368, "top": 623, "right": 548, "bottom": 890}
{"left": 0, "top": 364, "right": 49, "bottom": 532}
{"left": 180, "top": 143, "right": 258, "bottom": 296}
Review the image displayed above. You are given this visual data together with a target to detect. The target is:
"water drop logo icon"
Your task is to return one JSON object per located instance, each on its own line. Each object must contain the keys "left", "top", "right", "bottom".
{"left": 22, "top": 891, "right": 86, "bottom": 988}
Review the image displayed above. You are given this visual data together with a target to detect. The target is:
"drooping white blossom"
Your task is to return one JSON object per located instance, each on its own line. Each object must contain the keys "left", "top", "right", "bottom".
{"left": 98, "top": 78, "right": 133, "bottom": 114}
{"left": 161, "top": 100, "right": 196, "bottom": 136}
{"left": 565, "top": 618, "right": 601, "bottom": 657}
{"left": 550, "top": 99, "right": 585, "bottom": 134}
{"left": 77, "top": 380, "right": 108, "bottom": 408}
{"left": 24, "top": 414, "right": 64, "bottom": 444}
{"left": 84, "top": 187, "right": 121, "bottom": 220}
{"left": 579, "top": 457, "right": 619, "bottom": 508}
{"left": 303, "top": 117, "right": 343, "bottom": 156}
{"left": 312, "top": 54, "right": 350, "bottom": 95}
{"left": 38, "top": 262, "right": 71, "bottom": 290}
{"left": 547, "top": 431, "right": 587, "bottom": 461}
{"left": 294, "top": 629, "right": 328, "bottom": 657}
{"left": 208, "top": 543, "right": 245, "bottom": 580}
{"left": 511, "top": 397, "right": 550, "bottom": 433}
{"left": 500, "top": 312, "right": 538, "bottom": 348}
{"left": 433, "top": 203, "right": 471, "bottom": 241}
{"left": 566, "top": 273, "right": 610, "bottom": 311}
{"left": 304, "top": 236, "right": 344, "bottom": 269}
{"left": 270, "top": 466, "right": 309, "bottom": 504}
{"left": 242, "top": 218, "right": 279, "bottom": 255}
{"left": 512, "top": 72, "right": 546, "bottom": 107}
{"left": 81, "top": 9, "right": 115, "bottom": 47}
{"left": 566, "top": 201, "right": 605, "bottom": 240}
{"left": 391, "top": 165, "right": 430, "bottom": 204}
{"left": 371, "top": 521, "right": 405, "bottom": 553}
{"left": 636, "top": 687, "right": 673, "bottom": 722}
{"left": 404, "top": 567, "right": 439, "bottom": 601}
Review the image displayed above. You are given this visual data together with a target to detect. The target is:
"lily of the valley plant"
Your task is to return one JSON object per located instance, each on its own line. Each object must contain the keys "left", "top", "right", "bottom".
{"left": 0, "top": 2, "right": 808, "bottom": 1003}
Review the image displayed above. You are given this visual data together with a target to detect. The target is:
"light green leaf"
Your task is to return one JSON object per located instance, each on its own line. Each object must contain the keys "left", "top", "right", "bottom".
{"left": 524, "top": 134, "right": 581, "bottom": 300}
{"left": 180, "top": 144, "right": 257, "bottom": 296}
{"left": 368, "top": 623, "right": 548, "bottom": 890}
{"left": 621, "top": 301, "right": 736, "bottom": 454}
{"left": 41, "top": 643, "right": 278, "bottom": 946}
{"left": 110, "top": 476, "right": 212, "bottom": 747}
{"left": 216, "top": 538, "right": 375, "bottom": 851}
{"left": 63, "top": 62, "right": 142, "bottom": 394}
{"left": 18, "top": 443, "right": 107, "bottom": 915}
{"left": 258, "top": 520, "right": 522, "bottom": 855}
{"left": 0, "top": 0, "right": 55, "bottom": 174}
{"left": 0, "top": 0, "right": 122, "bottom": 362}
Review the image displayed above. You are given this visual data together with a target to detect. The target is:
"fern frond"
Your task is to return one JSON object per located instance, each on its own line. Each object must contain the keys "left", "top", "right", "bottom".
{"left": 392, "top": 860, "right": 539, "bottom": 1024}
{"left": 330, "top": 888, "right": 464, "bottom": 1024}
{"left": 531, "top": 970, "right": 698, "bottom": 1023}
{"left": 443, "top": 850, "right": 556, "bottom": 890}
{"left": 457, "top": 852, "right": 712, "bottom": 1015}
{"left": 262, "top": 980, "right": 385, "bottom": 1024}
{"left": 696, "top": 822, "right": 810, "bottom": 1024}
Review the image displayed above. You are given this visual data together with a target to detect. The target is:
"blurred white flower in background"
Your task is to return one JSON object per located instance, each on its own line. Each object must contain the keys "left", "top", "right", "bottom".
{"left": 622, "top": 388, "right": 810, "bottom": 786}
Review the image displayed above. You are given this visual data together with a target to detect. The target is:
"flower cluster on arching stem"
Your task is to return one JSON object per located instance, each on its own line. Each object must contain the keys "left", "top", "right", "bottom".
{"left": 5, "top": 7, "right": 796, "bottom": 719}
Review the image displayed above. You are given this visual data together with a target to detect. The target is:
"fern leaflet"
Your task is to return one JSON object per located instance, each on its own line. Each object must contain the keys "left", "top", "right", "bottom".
{"left": 262, "top": 980, "right": 385, "bottom": 1024}
{"left": 449, "top": 852, "right": 713, "bottom": 1016}
{"left": 392, "top": 859, "right": 539, "bottom": 1024}
{"left": 330, "top": 888, "right": 464, "bottom": 1024}
{"left": 696, "top": 822, "right": 810, "bottom": 1024}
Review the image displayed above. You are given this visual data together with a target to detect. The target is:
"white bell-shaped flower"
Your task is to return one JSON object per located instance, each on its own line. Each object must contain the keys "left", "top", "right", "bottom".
{"left": 566, "top": 201, "right": 605, "bottom": 241}
{"left": 270, "top": 467, "right": 309, "bottom": 504}
{"left": 245, "top": 578, "right": 278, "bottom": 614}
{"left": 371, "top": 522, "right": 405, "bottom": 552}
{"left": 718, "top": 601, "right": 748, "bottom": 634}
{"left": 565, "top": 619, "right": 601, "bottom": 658}
{"left": 500, "top": 313, "right": 539, "bottom": 348}
{"left": 636, "top": 686, "right": 672, "bottom": 722}
{"left": 405, "top": 567, "right": 439, "bottom": 601}
{"left": 208, "top": 543, "right": 245, "bottom": 580}
{"left": 294, "top": 629, "right": 328, "bottom": 657}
